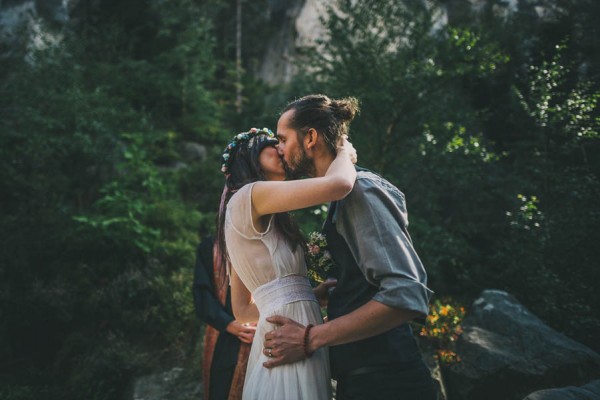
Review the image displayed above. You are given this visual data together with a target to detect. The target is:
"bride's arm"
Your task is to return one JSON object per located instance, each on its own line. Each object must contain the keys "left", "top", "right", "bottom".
{"left": 251, "top": 138, "right": 357, "bottom": 217}
{"left": 230, "top": 268, "right": 259, "bottom": 323}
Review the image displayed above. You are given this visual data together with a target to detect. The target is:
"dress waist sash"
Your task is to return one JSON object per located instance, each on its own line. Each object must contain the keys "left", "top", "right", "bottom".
{"left": 252, "top": 275, "right": 316, "bottom": 313}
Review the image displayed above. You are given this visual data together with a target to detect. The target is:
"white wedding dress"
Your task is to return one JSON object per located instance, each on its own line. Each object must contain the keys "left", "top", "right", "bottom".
{"left": 225, "top": 182, "right": 331, "bottom": 400}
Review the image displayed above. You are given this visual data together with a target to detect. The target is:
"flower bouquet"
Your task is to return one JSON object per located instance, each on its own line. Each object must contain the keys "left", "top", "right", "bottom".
{"left": 305, "top": 232, "right": 334, "bottom": 284}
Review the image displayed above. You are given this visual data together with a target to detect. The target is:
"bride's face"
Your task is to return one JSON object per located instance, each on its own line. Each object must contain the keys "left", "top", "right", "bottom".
{"left": 259, "top": 145, "right": 286, "bottom": 181}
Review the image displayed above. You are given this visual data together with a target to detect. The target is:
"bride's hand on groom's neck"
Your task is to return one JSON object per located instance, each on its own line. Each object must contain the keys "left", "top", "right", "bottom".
{"left": 337, "top": 135, "right": 357, "bottom": 164}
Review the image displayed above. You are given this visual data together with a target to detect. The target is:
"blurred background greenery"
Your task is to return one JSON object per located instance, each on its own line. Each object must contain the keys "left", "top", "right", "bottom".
{"left": 0, "top": 0, "right": 598, "bottom": 399}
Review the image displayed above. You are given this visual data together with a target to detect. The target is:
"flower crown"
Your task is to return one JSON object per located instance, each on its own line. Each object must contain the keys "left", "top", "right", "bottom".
{"left": 220, "top": 127, "right": 278, "bottom": 175}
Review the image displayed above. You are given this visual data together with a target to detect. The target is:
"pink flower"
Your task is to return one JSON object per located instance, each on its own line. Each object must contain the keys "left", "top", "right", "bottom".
{"left": 308, "top": 244, "right": 320, "bottom": 255}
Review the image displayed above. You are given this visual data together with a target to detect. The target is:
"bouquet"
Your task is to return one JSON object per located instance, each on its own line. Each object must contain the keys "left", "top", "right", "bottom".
{"left": 305, "top": 232, "right": 334, "bottom": 283}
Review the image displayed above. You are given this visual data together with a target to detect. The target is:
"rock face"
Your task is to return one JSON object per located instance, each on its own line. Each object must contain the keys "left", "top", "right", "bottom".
{"left": 256, "top": 0, "right": 307, "bottom": 85}
{"left": 0, "top": 0, "right": 78, "bottom": 60}
{"left": 255, "top": 0, "right": 548, "bottom": 85}
{"left": 2, "top": 0, "right": 559, "bottom": 83}
{"left": 522, "top": 379, "right": 600, "bottom": 400}
{"left": 443, "top": 290, "right": 600, "bottom": 400}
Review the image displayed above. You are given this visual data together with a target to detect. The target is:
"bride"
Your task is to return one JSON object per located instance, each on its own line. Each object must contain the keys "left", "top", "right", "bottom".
{"left": 215, "top": 127, "right": 356, "bottom": 400}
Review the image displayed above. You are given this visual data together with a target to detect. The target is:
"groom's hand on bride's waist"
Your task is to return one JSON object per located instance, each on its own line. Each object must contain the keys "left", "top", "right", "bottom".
{"left": 262, "top": 316, "right": 307, "bottom": 368}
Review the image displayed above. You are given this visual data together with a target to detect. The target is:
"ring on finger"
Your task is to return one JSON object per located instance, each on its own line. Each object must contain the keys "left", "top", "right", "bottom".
{"left": 267, "top": 348, "right": 273, "bottom": 357}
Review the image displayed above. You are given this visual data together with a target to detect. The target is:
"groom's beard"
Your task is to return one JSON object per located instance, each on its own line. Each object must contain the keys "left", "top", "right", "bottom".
{"left": 283, "top": 144, "right": 315, "bottom": 179}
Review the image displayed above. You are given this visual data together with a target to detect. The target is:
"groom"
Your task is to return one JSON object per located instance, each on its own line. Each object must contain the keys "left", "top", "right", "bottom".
{"left": 262, "top": 94, "right": 436, "bottom": 400}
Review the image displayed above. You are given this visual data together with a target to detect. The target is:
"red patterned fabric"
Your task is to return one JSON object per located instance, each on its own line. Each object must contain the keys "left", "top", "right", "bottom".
{"left": 202, "top": 242, "right": 249, "bottom": 400}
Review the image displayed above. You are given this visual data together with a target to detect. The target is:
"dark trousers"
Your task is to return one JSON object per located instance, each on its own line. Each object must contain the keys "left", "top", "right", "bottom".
{"left": 208, "top": 365, "right": 235, "bottom": 400}
{"left": 336, "top": 359, "right": 437, "bottom": 400}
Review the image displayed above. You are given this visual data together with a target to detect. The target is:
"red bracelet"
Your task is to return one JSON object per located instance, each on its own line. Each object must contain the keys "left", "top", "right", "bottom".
{"left": 303, "top": 324, "right": 315, "bottom": 358}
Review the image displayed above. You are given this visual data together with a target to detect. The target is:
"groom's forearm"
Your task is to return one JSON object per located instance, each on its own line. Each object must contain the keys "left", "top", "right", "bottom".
{"left": 262, "top": 300, "right": 420, "bottom": 369}
{"left": 309, "top": 300, "right": 419, "bottom": 351}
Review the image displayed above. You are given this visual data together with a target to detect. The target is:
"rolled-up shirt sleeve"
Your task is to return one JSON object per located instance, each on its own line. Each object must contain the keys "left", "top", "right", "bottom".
{"left": 336, "top": 174, "right": 433, "bottom": 317}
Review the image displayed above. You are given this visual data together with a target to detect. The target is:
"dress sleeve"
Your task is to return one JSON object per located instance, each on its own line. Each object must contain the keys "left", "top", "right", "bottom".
{"left": 227, "top": 182, "right": 274, "bottom": 240}
{"left": 336, "top": 175, "right": 433, "bottom": 318}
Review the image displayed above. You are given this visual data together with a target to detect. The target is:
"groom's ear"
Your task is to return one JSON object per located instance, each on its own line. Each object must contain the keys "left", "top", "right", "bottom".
{"left": 304, "top": 128, "right": 318, "bottom": 151}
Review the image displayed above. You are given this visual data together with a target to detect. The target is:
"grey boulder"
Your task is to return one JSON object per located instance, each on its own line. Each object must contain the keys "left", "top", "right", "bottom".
{"left": 443, "top": 290, "right": 600, "bottom": 400}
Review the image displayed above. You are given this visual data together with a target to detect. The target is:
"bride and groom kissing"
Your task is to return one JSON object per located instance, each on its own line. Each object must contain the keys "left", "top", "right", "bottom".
{"left": 216, "top": 94, "right": 436, "bottom": 400}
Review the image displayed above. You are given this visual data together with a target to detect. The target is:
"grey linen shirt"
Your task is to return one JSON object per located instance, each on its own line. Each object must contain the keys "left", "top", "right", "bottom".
{"left": 332, "top": 169, "right": 433, "bottom": 317}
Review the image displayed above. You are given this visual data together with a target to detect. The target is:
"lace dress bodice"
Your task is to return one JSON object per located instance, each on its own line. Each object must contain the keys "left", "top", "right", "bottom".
{"left": 225, "top": 182, "right": 307, "bottom": 291}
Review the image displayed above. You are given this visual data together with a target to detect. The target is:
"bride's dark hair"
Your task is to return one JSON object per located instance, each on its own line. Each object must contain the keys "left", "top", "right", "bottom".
{"left": 215, "top": 131, "right": 305, "bottom": 288}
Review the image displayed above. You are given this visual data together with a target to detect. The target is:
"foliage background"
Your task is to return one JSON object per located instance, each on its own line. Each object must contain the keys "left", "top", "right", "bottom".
{"left": 0, "top": 0, "right": 598, "bottom": 398}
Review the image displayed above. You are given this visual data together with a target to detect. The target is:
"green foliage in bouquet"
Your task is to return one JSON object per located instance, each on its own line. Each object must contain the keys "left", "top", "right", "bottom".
{"left": 305, "top": 232, "right": 334, "bottom": 284}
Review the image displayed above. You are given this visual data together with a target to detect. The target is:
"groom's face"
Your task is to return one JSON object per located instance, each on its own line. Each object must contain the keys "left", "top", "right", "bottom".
{"left": 276, "top": 110, "right": 315, "bottom": 179}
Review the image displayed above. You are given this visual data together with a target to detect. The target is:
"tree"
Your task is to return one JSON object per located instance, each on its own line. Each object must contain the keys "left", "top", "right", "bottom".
{"left": 289, "top": 0, "right": 600, "bottom": 349}
{"left": 0, "top": 1, "right": 227, "bottom": 398}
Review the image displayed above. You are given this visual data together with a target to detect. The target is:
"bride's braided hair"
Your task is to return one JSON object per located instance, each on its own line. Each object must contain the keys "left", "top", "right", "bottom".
{"left": 220, "top": 127, "right": 278, "bottom": 176}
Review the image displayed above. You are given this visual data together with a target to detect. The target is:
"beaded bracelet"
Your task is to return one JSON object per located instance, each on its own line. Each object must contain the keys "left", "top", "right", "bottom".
{"left": 303, "top": 324, "right": 315, "bottom": 358}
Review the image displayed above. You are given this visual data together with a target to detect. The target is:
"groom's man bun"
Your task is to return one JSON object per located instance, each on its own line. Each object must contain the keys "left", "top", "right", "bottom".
{"left": 282, "top": 94, "right": 360, "bottom": 155}
{"left": 331, "top": 97, "right": 359, "bottom": 124}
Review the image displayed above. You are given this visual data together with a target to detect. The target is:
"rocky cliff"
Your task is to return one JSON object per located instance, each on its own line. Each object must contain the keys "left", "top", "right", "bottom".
{"left": 2, "top": 0, "right": 560, "bottom": 83}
